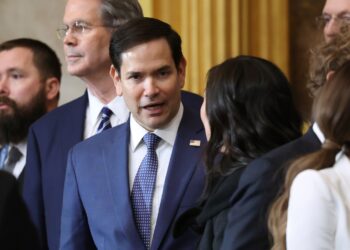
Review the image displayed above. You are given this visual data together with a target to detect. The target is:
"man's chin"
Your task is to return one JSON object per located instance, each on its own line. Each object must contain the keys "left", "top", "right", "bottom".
{"left": 0, "top": 110, "right": 14, "bottom": 119}
{"left": 66, "top": 64, "right": 87, "bottom": 77}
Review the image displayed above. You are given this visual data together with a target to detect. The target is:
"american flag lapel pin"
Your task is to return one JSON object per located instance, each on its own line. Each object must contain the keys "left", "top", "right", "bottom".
{"left": 189, "top": 140, "right": 201, "bottom": 147}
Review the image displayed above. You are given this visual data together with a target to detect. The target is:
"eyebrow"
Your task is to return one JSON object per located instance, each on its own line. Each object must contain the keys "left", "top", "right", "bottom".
{"left": 125, "top": 65, "right": 173, "bottom": 76}
{"left": 156, "top": 65, "right": 172, "bottom": 72}
{"left": 7, "top": 68, "right": 23, "bottom": 73}
{"left": 63, "top": 19, "right": 91, "bottom": 26}
{"left": 322, "top": 11, "right": 350, "bottom": 16}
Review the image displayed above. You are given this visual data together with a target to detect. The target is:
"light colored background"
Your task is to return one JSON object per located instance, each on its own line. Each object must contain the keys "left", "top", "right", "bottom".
{"left": 0, "top": 0, "right": 85, "bottom": 105}
{"left": 0, "top": 0, "right": 322, "bottom": 119}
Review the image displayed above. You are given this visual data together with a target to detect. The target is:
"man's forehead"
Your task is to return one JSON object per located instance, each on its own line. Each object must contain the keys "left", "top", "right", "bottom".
{"left": 63, "top": 0, "right": 102, "bottom": 24}
{"left": 0, "top": 47, "right": 34, "bottom": 66}
{"left": 323, "top": 0, "right": 350, "bottom": 14}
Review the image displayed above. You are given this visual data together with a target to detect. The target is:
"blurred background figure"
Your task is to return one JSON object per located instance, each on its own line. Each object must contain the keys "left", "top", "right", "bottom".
{"left": 270, "top": 59, "right": 350, "bottom": 250}
{"left": 321, "top": 0, "right": 350, "bottom": 42}
{"left": 174, "top": 55, "right": 302, "bottom": 249}
{"left": 0, "top": 38, "right": 61, "bottom": 187}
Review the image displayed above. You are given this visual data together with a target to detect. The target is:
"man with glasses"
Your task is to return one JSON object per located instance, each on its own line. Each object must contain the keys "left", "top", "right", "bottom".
{"left": 22, "top": 1, "right": 143, "bottom": 249}
{"left": 320, "top": 0, "right": 350, "bottom": 42}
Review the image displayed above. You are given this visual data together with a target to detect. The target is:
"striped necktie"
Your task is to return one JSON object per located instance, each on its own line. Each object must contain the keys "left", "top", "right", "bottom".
{"left": 96, "top": 107, "right": 113, "bottom": 134}
{"left": 131, "top": 133, "right": 161, "bottom": 249}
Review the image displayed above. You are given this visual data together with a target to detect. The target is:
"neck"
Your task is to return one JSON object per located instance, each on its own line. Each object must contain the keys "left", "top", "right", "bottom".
{"left": 82, "top": 72, "right": 117, "bottom": 105}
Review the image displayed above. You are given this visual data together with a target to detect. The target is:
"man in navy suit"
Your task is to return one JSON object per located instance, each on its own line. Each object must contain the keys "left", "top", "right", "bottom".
{"left": 22, "top": 1, "right": 144, "bottom": 249}
{"left": 23, "top": 1, "right": 201, "bottom": 249}
{"left": 221, "top": 0, "right": 350, "bottom": 248}
{"left": 59, "top": 17, "right": 206, "bottom": 250}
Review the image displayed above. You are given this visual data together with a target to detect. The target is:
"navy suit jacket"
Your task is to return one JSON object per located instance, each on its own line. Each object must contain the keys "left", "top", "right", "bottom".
{"left": 22, "top": 91, "right": 202, "bottom": 250}
{"left": 60, "top": 105, "right": 206, "bottom": 250}
{"left": 220, "top": 128, "right": 321, "bottom": 250}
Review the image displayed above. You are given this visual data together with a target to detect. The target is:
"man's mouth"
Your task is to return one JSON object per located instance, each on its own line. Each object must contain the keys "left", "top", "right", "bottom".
{"left": 66, "top": 54, "right": 82, "bottom": 63}
{"left": 141, "top": 102, "right": 164, "bottom": 114}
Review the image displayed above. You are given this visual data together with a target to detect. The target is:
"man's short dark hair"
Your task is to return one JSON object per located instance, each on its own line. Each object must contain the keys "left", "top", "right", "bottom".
{"left": 109, "top": 17, "right": 183, "bottom": 74}
{"left": 0, "top": 38, "right": 62, "bottom": 82}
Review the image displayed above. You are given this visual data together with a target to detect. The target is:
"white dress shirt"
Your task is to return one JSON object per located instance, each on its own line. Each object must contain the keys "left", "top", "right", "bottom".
{"left": 4, "top": 141, "right": 26, "bottom": 178}
{"left": 129, "top": 103, "right": 184, "bottom": 242}
{"left": 287, "top": 151, "right": 350, "bottom": 250}
{"left": 84, "top": 89, "right": 130, "bottom": 139}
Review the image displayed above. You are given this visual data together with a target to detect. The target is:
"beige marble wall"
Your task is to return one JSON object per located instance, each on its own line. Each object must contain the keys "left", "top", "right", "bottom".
{"left": 0, "top": 0, "right": 85, "bottom": 105}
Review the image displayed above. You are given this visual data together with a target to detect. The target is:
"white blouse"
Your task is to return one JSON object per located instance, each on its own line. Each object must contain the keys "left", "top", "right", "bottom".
{"left": 286, "top": 152, "right": 350, "bottom": 250}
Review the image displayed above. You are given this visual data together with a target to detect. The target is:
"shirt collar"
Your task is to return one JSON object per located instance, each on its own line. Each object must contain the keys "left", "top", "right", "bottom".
{"left": 130, "top": 103, "right": 184, "bottom": 151}
{"left": 87, "top": 88, "right": 129, "bottom": 121}
{"left": 10, "top": 140, "right": 27, "bottom": 158}
{"left": 312, "top": 122, "right": 325, "bottom": 143}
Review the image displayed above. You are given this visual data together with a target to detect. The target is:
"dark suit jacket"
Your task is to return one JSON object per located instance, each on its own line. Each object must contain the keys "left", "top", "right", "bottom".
{"left": 59, "top": 105, "right": 206, "bottom": 250}
{"left": 220, "top": 128, "right": 321, "bottom": 250}
{"left": 174, "top": 159, "right": 245, "bottom": 250}
{"left": 22, "top": 91, "right": 203, "bottom": 250}
{"left": 0, "top": 170, "right": 39, "bottom": 250}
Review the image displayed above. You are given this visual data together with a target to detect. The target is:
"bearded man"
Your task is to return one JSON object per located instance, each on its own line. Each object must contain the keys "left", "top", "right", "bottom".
{"left": 0, "top": 38, "right": 61, "bottom": 186}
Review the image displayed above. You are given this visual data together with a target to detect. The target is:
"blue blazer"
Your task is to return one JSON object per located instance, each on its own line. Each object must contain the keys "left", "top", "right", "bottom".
{"left": 22, "top": 91, "right": 203, "bottom": 250}
{"left": 220, "top": 128, "right": 321, "bottom": 250}
{"left": 60, "top": 106, "right": 206, "bottom": 250}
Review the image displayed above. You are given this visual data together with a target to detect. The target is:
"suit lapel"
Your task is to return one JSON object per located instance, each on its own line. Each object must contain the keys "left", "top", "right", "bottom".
{"left": 60, "top": 92, "right": 88, "bottom": 159}
{"left": 151, "top": 108, "right": 205, "bottom": 249}
{"left": 102, "top": 122, "right": 145, "bottom": 248}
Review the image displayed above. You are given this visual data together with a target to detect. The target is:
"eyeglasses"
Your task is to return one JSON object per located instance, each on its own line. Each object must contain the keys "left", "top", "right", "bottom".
{"left": 316, "top": 13, "right": 350, "bottom": 29}
{"left": 56, "top": 21, "right": 114, "bottom": 40}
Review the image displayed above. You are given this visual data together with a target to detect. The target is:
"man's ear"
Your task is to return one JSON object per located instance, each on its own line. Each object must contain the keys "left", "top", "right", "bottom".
{"left": 44, "top": 77, "right": 60, "bottom": 111}
{"left": 109, "top": 65, "right": 123, "bottom": 96}
{"left": 177, "top": 57, "right": 187, "bottom": 89}
{"left": 44, "top": 77, "right": 60, "bottom": 101}
{"left": 326, "top": 70, "right": 335, "bottom": 82}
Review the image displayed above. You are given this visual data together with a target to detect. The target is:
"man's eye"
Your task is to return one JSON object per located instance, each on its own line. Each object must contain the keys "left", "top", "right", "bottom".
{"left": 129, "top": 74, "right": 142, "bottom": 80}
{"left": 11, "top": 73, "right": 23, "bottom": 79}
{"left": 323, "top": 16, "right": 331, "bottom": 23}
{"left": 75, "top": 24, "right": 86, "bottom": 32}
{"left": 158, "top": 70, "right": 170, "bottom": 78}
{"left": 341, "top": 15, "right": 350, "bottom": 22}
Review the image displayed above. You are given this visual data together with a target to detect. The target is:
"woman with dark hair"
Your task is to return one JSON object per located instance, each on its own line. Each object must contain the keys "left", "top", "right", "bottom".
{"left": 269, "top": 60, "right": 350, "bottom": 250}
{"left": 174, "top": 55, "right": 302, "bottom": 249}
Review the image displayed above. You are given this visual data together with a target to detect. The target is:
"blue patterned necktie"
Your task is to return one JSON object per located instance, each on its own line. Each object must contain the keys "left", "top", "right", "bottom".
{"left": 0, "top": 145, "right": 9, "bottom": 169}
{"left": 131, "top": 133, "right": 161, "bottom": 249}
{"left": 96, "top": 107, "right": 113, "bottom": 134}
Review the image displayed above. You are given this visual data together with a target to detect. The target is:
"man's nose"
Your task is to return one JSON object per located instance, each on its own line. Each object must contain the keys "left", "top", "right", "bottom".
{"left": 324, "top": 18, "right": 340, "bottom": 42}
{"left": 144, "top": 78, "right": 159, "bottom": 97}
{"left": 63, "top": 30, "right": 78, "bottom": 47}
{"left": 0, "top": 77, "right": 9, "bottom": 96}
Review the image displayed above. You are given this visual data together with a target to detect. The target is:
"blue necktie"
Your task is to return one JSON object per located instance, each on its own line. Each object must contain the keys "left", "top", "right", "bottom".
{"left": 0, "top": 145, "right": 9, "bottom": 169}
{"left": 131, "top": 133, "right": 161, "bottom": 249}
{"left": 96, "top": 107, "right": 113, "bottom": 134}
